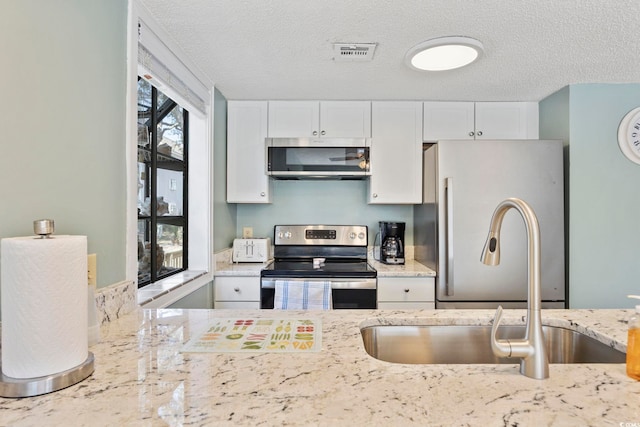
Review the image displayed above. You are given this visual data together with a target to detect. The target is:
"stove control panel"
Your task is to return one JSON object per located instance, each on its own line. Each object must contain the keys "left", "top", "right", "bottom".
{"left": 305, "top": 229, "right": 336, "bottom": 240}
{"left": 274, "top": 225, "right": 367, "bottom": 246}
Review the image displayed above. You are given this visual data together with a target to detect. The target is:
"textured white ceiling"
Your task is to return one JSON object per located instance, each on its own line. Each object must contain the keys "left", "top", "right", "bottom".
{"left": 139, "top": 0, "right": 640, "bottom": 101}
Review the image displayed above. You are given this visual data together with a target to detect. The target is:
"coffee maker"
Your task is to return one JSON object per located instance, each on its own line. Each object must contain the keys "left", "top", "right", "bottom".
{"left": 379, "top": 221, "right": 405, "bottom": 265}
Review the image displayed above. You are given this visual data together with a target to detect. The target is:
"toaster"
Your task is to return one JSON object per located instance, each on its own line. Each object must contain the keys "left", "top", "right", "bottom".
{"left": 232, "top": 238, "right": 272, "bottom": 263}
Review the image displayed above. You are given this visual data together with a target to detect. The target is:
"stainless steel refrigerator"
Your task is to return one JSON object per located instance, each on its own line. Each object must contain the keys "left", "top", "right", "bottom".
{"left": 414, "top": 140, "right": 565, "bottom": 309}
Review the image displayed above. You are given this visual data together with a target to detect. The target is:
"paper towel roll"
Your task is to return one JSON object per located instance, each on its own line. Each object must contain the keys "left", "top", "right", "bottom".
{"left": 1, "top": 235, "right": 88, "bottom": 379}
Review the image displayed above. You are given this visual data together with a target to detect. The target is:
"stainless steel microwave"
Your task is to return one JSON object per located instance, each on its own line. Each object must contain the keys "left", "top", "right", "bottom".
{"left": 266, "top": 137, "right": 371, "bottom": 179}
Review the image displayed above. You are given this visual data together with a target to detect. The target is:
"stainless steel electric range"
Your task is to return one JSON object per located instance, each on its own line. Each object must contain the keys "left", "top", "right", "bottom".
{"left": 260, "top": 225, "right": 377, "bottom": 309}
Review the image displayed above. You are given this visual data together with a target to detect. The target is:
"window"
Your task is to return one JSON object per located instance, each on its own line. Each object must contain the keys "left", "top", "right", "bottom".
{"left": 130, "top": 7, "right": 213, "bottom": 302}
{"left": 137, "top": 77, "right": 188, "bottom": 287}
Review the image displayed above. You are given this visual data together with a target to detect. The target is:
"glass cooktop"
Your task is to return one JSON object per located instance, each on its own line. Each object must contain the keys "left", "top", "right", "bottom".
{"left": 261, "top": 260, "right": 377, "bottom": 278}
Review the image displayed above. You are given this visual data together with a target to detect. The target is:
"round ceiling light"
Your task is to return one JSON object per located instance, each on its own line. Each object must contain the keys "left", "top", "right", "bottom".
{"left": 405, "top": 36, "right": 484, "bottom": 71}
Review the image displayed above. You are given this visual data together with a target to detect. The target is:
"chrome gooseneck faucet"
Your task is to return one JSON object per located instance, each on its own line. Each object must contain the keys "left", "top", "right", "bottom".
{"left": 481, "top": 197, "right": 549, "bottom": 380}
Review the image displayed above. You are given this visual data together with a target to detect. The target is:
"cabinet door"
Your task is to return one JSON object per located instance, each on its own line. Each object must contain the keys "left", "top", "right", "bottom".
{"left": 378, "top": 302, "right": 435, "bottom": 309}
{"left": 423, "top": 102, "right": 475, "bottom": 141}
{"left": 267, "top": 101, "right": 320, "bottom": 137}
{"left": 320, "top": 101, "right": 371, "bottom": 137}
{"left": 227, "top": 101, "right": 271, "bottom": 203}
{"left": 369, "top": 102, "right": 423, "bottom": 204}
{"left": 214, "top": 301, "right": 261, "bottom": 309}
{"left": 475, "top": 102, "right": 539, "bottom": 139}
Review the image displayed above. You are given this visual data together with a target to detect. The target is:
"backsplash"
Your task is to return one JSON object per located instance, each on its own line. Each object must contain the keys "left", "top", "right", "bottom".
{"left": 215, "top": 248, "right": 233, "bottom": 265}
{"left": 235, "top": 180, "right": 414, "bottom": 245}
{"left": 95, "top": 280, "right": 137, "bottom": 324}
{"left": 216, "top": 245, "right": 415, "bottom": 264}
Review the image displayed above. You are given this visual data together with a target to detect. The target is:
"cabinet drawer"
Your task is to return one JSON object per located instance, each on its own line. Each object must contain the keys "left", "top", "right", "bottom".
{"left": 377, "top": 277, "right": 434, "bottom": 302}
{"left": 214, "top": 277, "right": 260, "bottom": 301}
{"left": 214, "top": 301, "right": 260, "bottom": 309}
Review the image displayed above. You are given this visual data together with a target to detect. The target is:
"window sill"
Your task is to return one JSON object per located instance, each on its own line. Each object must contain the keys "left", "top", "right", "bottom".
{"left": 137, "top": 270, "right": 210, "bottom": 308}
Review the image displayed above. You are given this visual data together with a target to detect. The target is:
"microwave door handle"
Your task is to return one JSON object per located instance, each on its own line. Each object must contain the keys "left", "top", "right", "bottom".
{"left": 445, "top": 177, "right": 454, "bottom": 296}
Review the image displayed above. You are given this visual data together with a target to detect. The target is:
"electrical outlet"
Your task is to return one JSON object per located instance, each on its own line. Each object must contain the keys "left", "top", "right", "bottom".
{"left": 242, "top": 227, "right": 253, "bottom": 238}
{"left": 88, "top": 253, "right": 97, "bottom": 286}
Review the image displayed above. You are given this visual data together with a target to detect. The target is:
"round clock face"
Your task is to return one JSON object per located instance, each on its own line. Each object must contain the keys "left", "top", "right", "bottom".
{"left": 618, "top": 107, "right": 640, "bottom": 165}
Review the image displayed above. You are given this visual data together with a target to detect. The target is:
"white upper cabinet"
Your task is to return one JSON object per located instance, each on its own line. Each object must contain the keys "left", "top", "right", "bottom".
{"left": 474, "top": 102, "right": 538, "bottom": 139}
{"left": 423, "top": 101, "right": 539, "bottom": 141}
{"left": 268, "top": 101, "right": 371, "bottom": 138}
{"left": 267, "top": 101, "right": 319, "bottom": 137}
{"left": 226, "top": 101, "right": 271, "bottom": 203}
{"left": 368, "top": 102, "right": 423, "bottom": 204}
{"left": 319, "top": 101, "right": 372, "bottom": 138}
{"left": 423, "top": 102, "right": 475, "bottom": 140}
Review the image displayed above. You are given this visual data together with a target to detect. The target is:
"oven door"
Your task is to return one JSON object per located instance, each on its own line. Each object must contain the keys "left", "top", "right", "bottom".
{"left": 260, "top": 277, "right": 377, "bottom": 309}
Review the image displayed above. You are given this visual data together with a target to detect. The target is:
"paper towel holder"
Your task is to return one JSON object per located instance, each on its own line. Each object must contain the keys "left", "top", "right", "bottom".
{"left": 33, "top": 219, "right": 54, "bottom": 238}
{"left": 0, "top": 222, "right": 95, "bottom": 397}
{"left": 0, "top": 353, "right": 94, "bottom": 398}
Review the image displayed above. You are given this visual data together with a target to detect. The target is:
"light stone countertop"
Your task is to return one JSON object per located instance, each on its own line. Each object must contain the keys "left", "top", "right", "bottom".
{"left": 214, "top": 248, "right": 436, "bottom": 278}
{"left": 369, "top": 258, "right": 436, "bottom": 277}
{"left": 214, "top": 259, "right": 435, "bottom": 278}
{"left": 2, "top": 308, "right": 638, "bottom": 426}
{"left": 214, "top": 248, "right": 269, "bottom": 277}
{"left": 214, "top": 260, "right": 269, "bottom": 277}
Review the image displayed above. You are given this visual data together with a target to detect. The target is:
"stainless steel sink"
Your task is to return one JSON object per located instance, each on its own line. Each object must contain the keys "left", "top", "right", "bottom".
{"left": 360, "top": 325, "right": 626, "bottom": 364}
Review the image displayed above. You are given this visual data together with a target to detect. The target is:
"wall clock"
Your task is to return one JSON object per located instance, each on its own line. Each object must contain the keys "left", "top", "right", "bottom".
{"left": 618, "top": 107, "right": 640, "bottom": 165}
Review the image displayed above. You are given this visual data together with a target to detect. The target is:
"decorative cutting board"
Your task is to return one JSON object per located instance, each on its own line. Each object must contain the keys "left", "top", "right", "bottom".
{"left": 181, "top": 318, "right": 321, "bottom": 353}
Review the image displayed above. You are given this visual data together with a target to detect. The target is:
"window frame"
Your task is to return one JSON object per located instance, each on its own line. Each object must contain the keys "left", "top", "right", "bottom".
{"left": 128, "top": 0, "right": 214, "bottom": 305}
{"left": 137, "top": 78, "right": 189, "bottom": 287}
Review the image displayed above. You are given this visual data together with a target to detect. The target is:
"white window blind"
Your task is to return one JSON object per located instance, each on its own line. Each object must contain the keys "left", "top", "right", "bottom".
{"left": 137, "top": 19, "right": 208, "bottom": 115}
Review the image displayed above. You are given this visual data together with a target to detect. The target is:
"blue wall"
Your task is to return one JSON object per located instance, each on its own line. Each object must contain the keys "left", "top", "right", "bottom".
{"left": 212, "top": 89, "right": 238, "bottom": 251}
{"left": 235, "top": 180, "right": 414, "bottom": 245}
{"left": 540, "top": 83, "right": 640, "bottom": 308}
{"left": 0, "top": 1, "right": 127, "bottom": 287}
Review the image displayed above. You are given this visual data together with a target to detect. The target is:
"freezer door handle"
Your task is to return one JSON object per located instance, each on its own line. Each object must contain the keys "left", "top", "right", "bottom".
{"left": 445, "top": 177, "right": 454, "bottom": 296}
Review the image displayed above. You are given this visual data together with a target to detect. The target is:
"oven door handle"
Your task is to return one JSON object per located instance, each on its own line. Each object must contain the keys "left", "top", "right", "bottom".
{"left": 261, "top": 278, "right": 377, "bottom": 290}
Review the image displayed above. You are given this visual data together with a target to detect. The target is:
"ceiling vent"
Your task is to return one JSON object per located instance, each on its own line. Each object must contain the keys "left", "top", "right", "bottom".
{"left": 333, "top": 43, "right": 377, "bottom": 62}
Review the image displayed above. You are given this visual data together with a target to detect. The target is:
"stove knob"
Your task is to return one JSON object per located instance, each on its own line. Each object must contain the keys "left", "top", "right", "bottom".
{"left": 349, "top": 232, "right": 356, "bottom": 239}
{"left": 277, "top": 231, "right": 284, "bottom": 240}
{"left": 358, "top": 232, "right": 365, "bottom": 240}
{"left": 284, "top": 231, "right": 292, "bottom": 239}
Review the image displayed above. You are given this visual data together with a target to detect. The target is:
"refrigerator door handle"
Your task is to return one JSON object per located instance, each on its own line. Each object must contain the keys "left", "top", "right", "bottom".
{"left": 445, "top": 177, "right": 454, "bottom": 296}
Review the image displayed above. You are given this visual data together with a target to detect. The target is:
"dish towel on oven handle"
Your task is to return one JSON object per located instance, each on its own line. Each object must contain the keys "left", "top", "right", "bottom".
{"left": 274, "top": 280, "right": 332, "bottom": 310}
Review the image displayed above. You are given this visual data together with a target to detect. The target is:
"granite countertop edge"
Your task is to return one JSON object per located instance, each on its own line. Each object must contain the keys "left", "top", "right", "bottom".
{"left": 215, "top": 258, "right": 436, "bottom": 278}
{"left": 2, "top": 307, "right": 637, "bottom": 426}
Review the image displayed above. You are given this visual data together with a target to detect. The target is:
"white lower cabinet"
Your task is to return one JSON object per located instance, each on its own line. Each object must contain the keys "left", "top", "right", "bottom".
{"left": 214, "top": 276, "right": 261, "bottom": 309}
{"left": 377, "top": 277, "right": 435, "bottom": 309}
